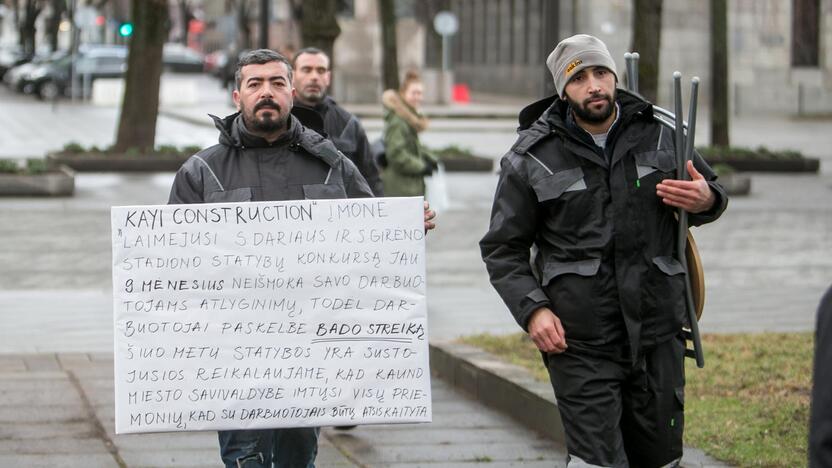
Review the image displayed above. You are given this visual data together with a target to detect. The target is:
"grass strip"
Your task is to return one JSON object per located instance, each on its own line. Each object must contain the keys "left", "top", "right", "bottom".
{"left": 459, "top": 332, "right": 813, "bottom": 467}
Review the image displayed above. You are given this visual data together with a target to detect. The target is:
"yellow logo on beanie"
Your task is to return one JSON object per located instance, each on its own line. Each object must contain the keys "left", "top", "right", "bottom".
{"left": 566, "top": 59, "right": 582, "bottom": 75}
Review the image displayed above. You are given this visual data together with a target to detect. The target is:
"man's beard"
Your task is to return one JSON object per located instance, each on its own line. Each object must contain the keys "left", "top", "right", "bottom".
{"left": 297, "top": 86, "right": 325, "bottom": 105}
{"left": 567, "top": 91, "right": 615, "bottom": 124}
{"left": 242, "top": 99, "right": 290, "bottom": 133}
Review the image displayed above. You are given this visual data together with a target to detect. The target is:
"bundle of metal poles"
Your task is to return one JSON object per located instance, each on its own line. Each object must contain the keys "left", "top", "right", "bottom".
{"left": 624, "top": 53, "right": 705, "bottom": 368}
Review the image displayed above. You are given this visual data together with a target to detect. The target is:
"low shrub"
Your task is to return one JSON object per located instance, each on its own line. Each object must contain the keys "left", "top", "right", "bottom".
{"left": 0, "top": 159, "right": 51, "bottom": 175}
{"left": 61, "top": 142, "right": 85, "bottom": 154}
{"left": 0, "top": 160, "right": 20, "bottom": 174}
{"left": 26, "top": 159, "right": 48, "bottom": 174}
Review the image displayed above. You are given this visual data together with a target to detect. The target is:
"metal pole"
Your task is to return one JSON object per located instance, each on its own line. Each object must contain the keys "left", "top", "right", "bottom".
{"left": 682, "top": 77, "right": 704, "bottom": 368}
{"left": 624, "top": 52, "right": 641, "bottom": 94}
{"left": 673, "top": 72, "right": 684, "bottom": 170}
{"left": 624, "top": 52, "right": 634, "bottom": 92}
{"left": 442, "top": 34, "right": 450, "bottom": 72}
{"left": 631, "top": 52, "right": 639, "bottom": 94}
{"left": 69, "top": 0, "right": 77, "bottom": 102}
{"left": 653, "top": 106, "right": 688, "bottom": 129}
{"left": 672, "top": 72, "right": 705, "bottom": 368}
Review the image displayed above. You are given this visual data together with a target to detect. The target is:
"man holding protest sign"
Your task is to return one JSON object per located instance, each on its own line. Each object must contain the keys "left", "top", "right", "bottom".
{"left": 168, "top": 49, "right": 435, "bottom": 468}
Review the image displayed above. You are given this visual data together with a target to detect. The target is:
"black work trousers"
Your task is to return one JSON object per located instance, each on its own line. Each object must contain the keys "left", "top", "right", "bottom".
{"left": 544, "top": 336, "right": 685, "bottom": 468}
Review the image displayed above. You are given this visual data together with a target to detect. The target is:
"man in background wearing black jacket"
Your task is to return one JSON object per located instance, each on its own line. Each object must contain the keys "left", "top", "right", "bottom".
{"left": 292, "top": 47, "right": 383, "bottom": 196}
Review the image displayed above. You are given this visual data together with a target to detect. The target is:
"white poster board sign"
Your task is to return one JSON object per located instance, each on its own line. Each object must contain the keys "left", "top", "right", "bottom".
{"left": 111, "top": 197, "right": 430, "bottom": 434}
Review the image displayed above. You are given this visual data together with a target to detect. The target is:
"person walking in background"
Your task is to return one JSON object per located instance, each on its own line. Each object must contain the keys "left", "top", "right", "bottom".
{"left": 168, "top": 49, "right": 435, "bottom": 468}
{"left": 380, "top": 71, "right": 439, "bottom": 197}
{"left": 292, "top": 47, "right": 383, "bottom": 196}
{"left": 480, "top": 34, "right": 727, "bottom": 467}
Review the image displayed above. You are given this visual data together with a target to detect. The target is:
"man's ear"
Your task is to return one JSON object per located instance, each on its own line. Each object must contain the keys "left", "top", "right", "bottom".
{"left": 232, "top": 89, "right": 241, "bottom": 110}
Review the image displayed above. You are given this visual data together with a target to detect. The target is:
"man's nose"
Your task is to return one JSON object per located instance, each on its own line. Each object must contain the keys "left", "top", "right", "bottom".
{"left": 259, "top": 84, "right": 274, "bottom": 98}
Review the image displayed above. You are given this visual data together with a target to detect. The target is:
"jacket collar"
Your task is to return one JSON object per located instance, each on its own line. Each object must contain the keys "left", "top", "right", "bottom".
{"left": 517, "top": 89, "right": 652, "bottom": 131}
{"left": 512, "top": 89, "right": 653, "bottom": 166}
{"left": 210, "top": 112, "right": 301, "bottom": 148}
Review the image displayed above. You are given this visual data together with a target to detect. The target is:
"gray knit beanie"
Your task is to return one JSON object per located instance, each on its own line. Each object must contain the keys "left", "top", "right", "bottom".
{"left": 547, "top": 34, "right": 618, "bottom": 97}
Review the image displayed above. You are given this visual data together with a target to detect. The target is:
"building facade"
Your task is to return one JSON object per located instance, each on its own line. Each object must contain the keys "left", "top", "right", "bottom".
{"left": 436, "top": 0, "right": 832, "bottom": 115}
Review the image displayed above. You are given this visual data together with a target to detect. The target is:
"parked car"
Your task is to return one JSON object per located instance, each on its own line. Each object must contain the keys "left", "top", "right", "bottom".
{"left": 27, "top": 45, "right": 127, "bottom": 100}
{"left": 4, "top": 50, "right": 67, "bottom": 93}
{"left": 0, "top": 45, "right": 30, "bottom": 80}
{"left": 162, "top": 43, "right": 204, "bottom": 73}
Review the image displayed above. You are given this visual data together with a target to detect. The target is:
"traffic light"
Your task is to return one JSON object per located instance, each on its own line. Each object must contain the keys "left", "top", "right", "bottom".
{"left": 118, "top": 22, "right": 133, "bottom": 37}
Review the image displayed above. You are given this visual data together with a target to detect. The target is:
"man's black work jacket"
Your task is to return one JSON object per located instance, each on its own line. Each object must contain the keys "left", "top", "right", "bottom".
{"left": 480, "top": 90, "right": 728, "bottom": 359}
{"left": 309, "top": 96, "right": 383, "bottom": 196}
{"left": 169, "top": 112, "right": 373, "bottom": 204}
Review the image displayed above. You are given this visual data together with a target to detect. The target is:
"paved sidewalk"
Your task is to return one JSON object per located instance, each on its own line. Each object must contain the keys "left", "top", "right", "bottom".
{"left": 1, "top": 353, "right": 569, "bottom": 468}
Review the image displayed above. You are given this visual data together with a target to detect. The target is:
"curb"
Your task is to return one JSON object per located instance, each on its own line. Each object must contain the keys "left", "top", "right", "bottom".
{"left": 0, "top": 164, "right": 75, "bottom": 196}
{"left": 428, "top": 341, "right": 565, "bottom": 443}
{"left": 159, "top": 109, "right": 213, "bottom": 128}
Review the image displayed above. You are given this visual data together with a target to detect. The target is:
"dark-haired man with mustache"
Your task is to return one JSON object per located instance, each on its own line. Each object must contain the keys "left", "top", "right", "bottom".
{"left": 480, "top": 35, "right": 727, "bottom": 467}
{"left": 169, "top": 49, "right": 436, "bottom": 468}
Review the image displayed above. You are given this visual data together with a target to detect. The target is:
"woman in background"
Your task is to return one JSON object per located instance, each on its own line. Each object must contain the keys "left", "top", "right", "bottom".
{"left": 381, "top": 71, "right": 439, "bottom": 197}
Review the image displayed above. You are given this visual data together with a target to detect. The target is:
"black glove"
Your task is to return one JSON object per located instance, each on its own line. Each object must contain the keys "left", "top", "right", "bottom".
{"left": 422, "top": 159, "right": 438, "bottom": 175}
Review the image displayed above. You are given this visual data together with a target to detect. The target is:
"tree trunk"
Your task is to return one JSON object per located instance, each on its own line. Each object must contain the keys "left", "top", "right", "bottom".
{"left": 258, "top": 0, "right": 269, "bottom": 49}
{"left": 237, "top": 0, "right": 253, "bottom": 50}
{"left": 45, "top": 0, "right": 66, "bottom": 52}
{"left": 19, "top": 0, "right": 42, "bottom": 56}
{"left": 710, "top": 0, "right": 729, "bottom": 147}
{"left": 630, "top": 0, "right": 662, "bottom": 103}
{"left": 114, "top": 0, "right": 168, "bottom": 153}
{"left": 297, "top": 0, "right": 340, "bottom": 68}
{"left": 378, "top": 0, "right": 398, "bottom": 91}
{"left": 12, "top": 0, "right": 20, "bottom": 27}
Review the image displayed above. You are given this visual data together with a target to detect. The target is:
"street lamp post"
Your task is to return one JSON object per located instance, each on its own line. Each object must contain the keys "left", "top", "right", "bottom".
{"left": 433, "top": 11, "right": 458, "bottom": 104}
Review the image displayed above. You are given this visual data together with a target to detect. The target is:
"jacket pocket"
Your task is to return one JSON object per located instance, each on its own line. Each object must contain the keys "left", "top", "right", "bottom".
{"left": 634, "top": 149, "right": 677, "bottom": 178}
{"left": 541, "top": 258, "right": 601, "bottom": 286}
{"left": 531, "top": 166, "right": 586, "bottom": 202}
{"left": 303, "top": 183, "right": 347, "bottom": 200}
{"left": 653, "top": 256, "right": 686, "bottom": 276}
{"left": 643, "top": 256, "right": 687, "bottom": 341}
{"left": 541, "top": 258, "right": 602, "bottom": 341}
{"left": 205, "top": 187, "right": 252, "bottom": 203}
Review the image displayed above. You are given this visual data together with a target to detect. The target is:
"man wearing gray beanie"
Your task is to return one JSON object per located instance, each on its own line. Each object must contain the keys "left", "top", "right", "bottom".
{"left": 480, "top": 34, "right": 728, "bottom": 467}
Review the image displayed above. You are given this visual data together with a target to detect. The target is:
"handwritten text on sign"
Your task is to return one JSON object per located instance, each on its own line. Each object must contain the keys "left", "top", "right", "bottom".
{"left": 111, "top": 197, "right": 430, "bottom": 434}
